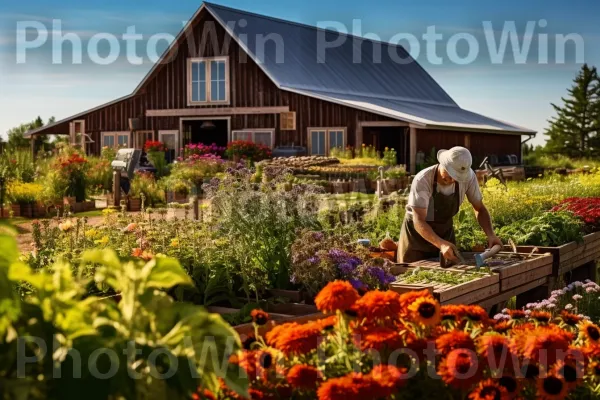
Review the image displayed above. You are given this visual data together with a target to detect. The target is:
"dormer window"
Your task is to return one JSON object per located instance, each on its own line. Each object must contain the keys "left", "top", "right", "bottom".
{"left": 187, "top": 57, "right": 229, "bottom": 105}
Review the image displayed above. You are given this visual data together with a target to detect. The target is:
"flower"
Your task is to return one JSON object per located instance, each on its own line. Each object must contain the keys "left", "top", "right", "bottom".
{"left": 572, "top": 294, "right": 583, "bottom": 301}
{"left": 58, "top": 220, "right": 74, "bottom": 232}
{"left": 518, "top": 326, "right": 572, "bottom": 366}
{"left": 436, "top": 331, "right": 475, "bottom": 355}
{"left": 578, "top": 320, "right": 600, "bottom": 345}
{"left": 530, "top": 311, "right": 552, "bottom": 323}
{"left": 477, "top": 334, "right": 516, "bottom": 370}
{"left": 315, "top": 281, "right": 360, "bottom": 313}
{"left": 266, "top": 318, "right": 335, "bottom": 355}
{"left": 564, "top": 304, "right": 573, "bottom": 310}
{"left": 438, "top": 348, "right": 482, "bottom": 390}
{"left": 355, "top": 290, "right": 402, "bottom": 319}
{"left": 356, "top": 325, "right": 403, "bottom": 351}
{"left": 408, "top": 297, "right": 441, "bottom": 327}
{"left": 537, "top": 371, "right": 568, "bottom": 400}
{"left": 468, "top": 379, "right": 509, "bottom": 400}
{"left": 558, "top": 311, "right": 581, "bottom": 326}
{"left": 507, "top": 309, "right": 527, "bottom": 320}
{"left": 132, "top": 248, "right": 153, "bottom": 261}
{"left": 463, "top": 305, "right": 489, "bottom": 324}
{"left": 317, "top": 372, "right": 379, "bottom": 400}
{"left": 192, "top": 389, "right": 216, "bottom": 400}
{"left": 251, "top": 309, "right": 270, "bottom": 326}
{"left": 368, "top": 364, "right": 407, "bottom": 393}
{"left": 170, "top": 238, "right": 179, "bottom": 248}
{"left": 286, "top": 364, "right": 320, "bottom": 389}
{"left": 124, "top": 222, "right": 137, "bottom": 232}
{"left": 497, "top": 375, "right": 521, "bottom": 399}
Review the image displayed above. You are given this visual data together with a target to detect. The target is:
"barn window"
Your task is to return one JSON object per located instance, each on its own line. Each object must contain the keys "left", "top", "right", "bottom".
{"left": 188, "top": 57, "right": 229, "bottom": 105}
{"left": 231, "top": 130, "right": 274, "bottom": 148}
{"left": 102, "top": 132, "right": 130, "bottom": 149}
{"left": 308, "top": 128, "right": 346, "bottom": 156}
{"left": 280, "top": 112, "right": 296, "bottom": 130}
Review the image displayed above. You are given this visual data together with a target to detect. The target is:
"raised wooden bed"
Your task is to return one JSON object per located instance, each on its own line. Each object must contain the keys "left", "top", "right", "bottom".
{"left": 504, "top": 231, "right": 600, "bottom": 277}
{"left": 389, "top": 265, "right": 499, "bottom": 305}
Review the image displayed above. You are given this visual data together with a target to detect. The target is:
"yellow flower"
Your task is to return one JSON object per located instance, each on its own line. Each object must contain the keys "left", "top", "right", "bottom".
{"left": 170, "top": 238, "right": 179, "bottom": 248}
{"left": 58, "top": 220, "right": 74, "bottom": 232}
{"left": 102, "top": 208, "right": 116, "bottom": 215}
{"left": 85, "top": 229, "right": 98, "bottom": 238}
{"left": 95, "top": 236, "right": 109, "bottom": 246}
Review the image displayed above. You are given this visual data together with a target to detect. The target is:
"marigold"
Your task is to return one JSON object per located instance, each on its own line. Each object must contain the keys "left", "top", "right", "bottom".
{"left": 356, "top": 325, "right": 403, "bottom": 351}
{"left": 317, "top": 372, "right": 379, "bottom": 400}
{"left": 354, "top": 290, "right": 402, "bottom": 319}
{"left": 399, "top": 289, "right": 433, "bottom": 316}
{"left": 251, "top": 309, "right": 270, "bottom": 326}
{"left": 315, "top": 281, "right": 360, "bottom": 313}
{"left": 438, "top": 348, "right": 482, "bottom": 390}
{"left": 266, "top": 318, "right": 335, "bottom": 355}
{"left": 368, "top": 364, "right": 407, "bottom": 394}
{"left": 468, "top": 379, "right": 509, "bottom": 400}
{"left": 286, "top": 364, "right": 320, "bottom": 389}
{"left": 530, "top": 311, "right": 552, "bottom": 324}
{"left": 436, "top": 331, "right": 475, "bottom": 355}
{"left": 578, "top": 321, "right": 600, "bottom": 345}
{"left": 478, "top": 334, "right": 517, "bottom": 371}
{"left": 537, "top": 371, "right": 568, "bottom": 400}
{"left": 408, "top": 297, "right": 441, "bottom": 327}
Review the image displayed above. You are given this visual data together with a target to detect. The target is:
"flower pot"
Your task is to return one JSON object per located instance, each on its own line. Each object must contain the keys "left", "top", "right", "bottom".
{"left": 128, "top": 197, "right": 142, "bottom": 212}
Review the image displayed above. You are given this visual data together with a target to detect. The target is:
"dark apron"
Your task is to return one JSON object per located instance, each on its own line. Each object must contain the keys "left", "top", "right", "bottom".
{"left": 397, "top": 164, "right": 460, "bottom": 263}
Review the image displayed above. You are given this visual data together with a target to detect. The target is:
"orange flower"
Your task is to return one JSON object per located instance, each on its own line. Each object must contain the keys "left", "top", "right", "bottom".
{"left": 399, "top": 289, "right": 433, "bottom": 316}
{"left": 355, "top": 325, "right": 403, "bottom": 351}
{"left": 578, "top": 321, "right": 600, "bottom": 345}
{"left": 537, "top": 370, "right": 568, "bottom": 400}
{"left": 315, "top": 281, "right": 360, "bottom": 313}
{"left": 518, "top": 326, "right": 572, "bottom": 366}
{"left": 408, "top": 297, "right": 441, "bottom": 327}
{"left": 497, "top": 374, "right": 521, "bottom": 399}
{"left": 478, "top": 334, "right": 517, "bottom": 371}
{"left": 266, "top": 318, "right": 335, "bottom": 355}
{"left": 251, "top": 309, "right": 270, "bottom": 326}
{"left": 286, "top": 364, "right": 321, "bottom": 389}
{"left": 234, "top": 350, "right": 273, "bottom": 381}
{"left": 468, "top": 379, "right": 509, "bottom": 400}
{"left": 354, "top": 290, "right": 402, "bottom": 320}
{"left": 558, "top": 311, "right": 581, "bottom": 326}
{"left": 131, "top": 248, "right": 153, "bottom": 261}
{"left": 317, "top": 372, "right": 379, "bottom": 400}
{"left": 192, "top": 389, "right": 216, "bottom": 400}
{"left": 507, "top": 309, "right": 527, "bottom": 320}
{"left": 368, "top": 364, "right": 407, "bottom": 394}
{"left": 440, "top": 304, "right": 468, "bottom": 322}
{"left": 438, "top": 348, "right": 482, "bottom": 390}
{"left": 530, "top": 311, "right": 552, "bottom": 324}
{"left": 463, "top": 305, "right": 489, "bottom": 324}
{"left": 554, "top": 359, "right": 582, "bottom": 389}
{"left": 493, "top": 321, "right": 512, "bottom": 334}
{"left": 436, "top": 331, "right": 475, "bottom": 355}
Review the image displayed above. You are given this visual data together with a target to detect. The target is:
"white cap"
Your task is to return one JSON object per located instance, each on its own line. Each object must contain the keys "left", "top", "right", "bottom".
{"left": 437, "top": 147, "right": 473, "bottom": 182}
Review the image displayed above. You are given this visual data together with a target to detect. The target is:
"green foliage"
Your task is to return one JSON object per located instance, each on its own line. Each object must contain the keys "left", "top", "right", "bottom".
{"left": 147, "top": 151, "right": 169, "bottom": 179}
{"left": 497, "top": 211, "right": 584, "bottom": 247}
{"left": 6, "top": 181, "right": 43, "bottom": 205}
{"left": 0, "top": 235, "right": 247, "bottom": 399}
{"left": 545, "top": 64, "right": 600, "bottom": 158}
{"left": 453, "top": 209, "right": 488, "bottom": 251}
{"left": 384, "top": 165, "right": 407, "bottom": 178}
{"left": 0, "top": 150, "right": 35, "bottom": 183}
{"left": 130, "top": 172, "right": 165, "bottom": 207}
{"left": 398, "top": 267, "right": 489, "bottom": 285}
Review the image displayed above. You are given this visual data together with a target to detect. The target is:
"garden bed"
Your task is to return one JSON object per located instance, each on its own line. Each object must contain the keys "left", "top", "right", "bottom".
{"left": 389, "top": 265, "right": 499, "bottom": 304}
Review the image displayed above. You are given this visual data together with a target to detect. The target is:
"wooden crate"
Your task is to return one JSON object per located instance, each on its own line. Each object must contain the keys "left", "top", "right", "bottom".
{"left": 505, "top": 232, "right": 600, "bottom": 277}
{"left": 389, "top": 266, "right": 499, "bottom": 305}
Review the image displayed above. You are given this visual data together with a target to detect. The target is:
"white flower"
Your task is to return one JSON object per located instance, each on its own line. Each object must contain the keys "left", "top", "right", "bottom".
{"left": 574, "top": 281, "right": 584, "bottom": 287}
{"left": 502, "top": 308, "right": 509, "bottom": 314}
{"left": 524, "top": 310, "right": 532, "bottom": 315}
{"left": 573, "top": 294, "right": 583, "bottom": 301}
{"left": 586, "top": 287, "right": 597, "bottom": 293}
{"left": 546, "top": 303, "right": 556, "bottom": 309}
{"left": 565, "top": 304, "right": 574, "bottom": 310}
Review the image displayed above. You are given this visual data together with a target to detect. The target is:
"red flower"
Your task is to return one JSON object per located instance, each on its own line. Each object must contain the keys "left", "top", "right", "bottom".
{"left": 250, "top": 309, "right": 270, "bottom": 326}
{"left": 286, "top": 364, "right": 321, "bottom": 389}
{"left": 315, "top": 281, "right": 360, "bottom": 313}
{"left": 468, "top": 379, "right": 509, "bottom": 400}
{"left": 436, "top": 330, "right": 475, "bottom": 355}
{"left": 438, "top": 348, "right": 482, "bottom": 390}
{"left": 355, "top": 325, "right": 403, "bottom": 351}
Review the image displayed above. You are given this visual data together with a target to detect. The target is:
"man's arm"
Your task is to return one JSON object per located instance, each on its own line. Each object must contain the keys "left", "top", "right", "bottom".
{"left": 412, "top": 207, "right": 459, "bottom": 262}
{"left": 471, "top": 200, "right": 503, "bottom": 248}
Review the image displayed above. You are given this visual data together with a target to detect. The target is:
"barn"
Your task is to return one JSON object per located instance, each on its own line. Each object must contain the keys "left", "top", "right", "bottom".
{"left": 26, "top": 1, "right": 535, "bottom": 172}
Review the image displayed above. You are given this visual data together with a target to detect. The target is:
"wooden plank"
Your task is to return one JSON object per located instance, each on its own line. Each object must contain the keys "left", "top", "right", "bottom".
{"left": 146, "top": 106, "right": 290, "bottom": 117}
{"left": 358, "top": 121, "right": 409, "bottom": 128}
{"left": 478, "top": 277, "right": 548, "bottom": 310}
{"left": 443, "top": 283, "right": 499, "bottom": 305}
{"left": 583, "top": 231, "right": 600, "bottom": 244}
{"left": 493, "top": 254, "right": 553, "bottom": 279}
{"left": 437, "top": 274, "right": 499, "bottom": 303}
{"left": 501, "top": 264, "right": 552, "bottom": 292}
{"left": 389, "top": 283, "right": 434, "bottom": 296}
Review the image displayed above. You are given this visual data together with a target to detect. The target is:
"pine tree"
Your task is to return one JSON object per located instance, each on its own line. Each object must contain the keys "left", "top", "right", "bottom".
{"left": 545, "top": 64, "right": 600, "bottom": 157}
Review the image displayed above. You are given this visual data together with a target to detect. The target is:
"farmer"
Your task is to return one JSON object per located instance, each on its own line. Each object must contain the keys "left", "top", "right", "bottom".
{"left": 397, "top": 146, "right": 502, "bottom": 263}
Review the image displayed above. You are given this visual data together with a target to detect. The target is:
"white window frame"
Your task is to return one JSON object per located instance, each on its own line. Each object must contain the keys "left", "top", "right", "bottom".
{"left": 307, "top": 127, "right": 347, "bottom": 156}
{"left": 159, "top": 130, "right": 180, "bottom": 157}
{"left": 101, "top": 131, "right": 131, "bottom": 149}
{"left": 231, "top": 129, "right": 275, "bottom": 148}
{"left": 187, "top": 56, "right": 230, "bottom": 106}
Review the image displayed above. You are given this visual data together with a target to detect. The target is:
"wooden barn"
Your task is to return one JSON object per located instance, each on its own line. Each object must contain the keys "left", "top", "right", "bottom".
{"left": 26, "top": 1, "right": 535, "bottom": 172}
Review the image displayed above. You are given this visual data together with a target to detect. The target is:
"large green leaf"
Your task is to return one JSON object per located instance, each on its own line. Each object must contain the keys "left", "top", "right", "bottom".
{"left": 146, "top": 257, "right": 193, "bottom": 290}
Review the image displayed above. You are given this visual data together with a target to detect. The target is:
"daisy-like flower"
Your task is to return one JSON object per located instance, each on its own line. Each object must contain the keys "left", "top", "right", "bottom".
{"left": 436, "top": 330, "right": 475, "bottom": 355}
{"left": 507, "top": 309, "right": 526, "bottom": 320}
{"left": 537, "top": 370, "right": 568, "bottom": 400}
{"left": 355, "top": 325, "right": 403, "bottom": 351}
{"left": 314, "top": 281, "right": 360, "bottom": 313}
{"left": 530, "top": 311, "right": 552, "bottom": 324}
{"left": 572, "top": 294, "right": 583, "bottom": 301}
{"left": 368, "top": 364, "right": 407, "bottom": 394}
{"left": 355, "top": 290, "right": 403, "bottom": 320}
{"left": 578, "top": 320, "right": 600, "bottom": 345}
{"left": 58, "top": 220, "right": 74, "bottom": 232}
{"left": 477, "top": 334, "right": 516, "bottom": 371}
{"left": 463, "top": 305, "right": 489, "bottom": 324}
{"left": 519, "top": 326, "right": 572, "bottom": 366}
{"left": 554, "top": 359, "right": 582, "bottom": 389}
{"left": 250, "top": 309, "right": 269, "bottom": 326}
{"left": 408, "top": 297, "right": 441, "bottom": 327}
{"left": 558, "top": 311, "right": 581, "bottom": 326}
{"left": 564, "top": 304, "right": 573, "bottom": 311}
{"left": 438, "top": 348, "right": 482, "bottom": 390}
{"left": 468, "top": 379, "right": 509, "bottom": 400}
{"left": 286, "top": 364, "right": 321, "bottom": 389}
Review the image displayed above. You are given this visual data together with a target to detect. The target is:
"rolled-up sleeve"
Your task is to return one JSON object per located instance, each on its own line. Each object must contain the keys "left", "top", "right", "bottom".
{"left": 466, "top": 173, "right": 483, "bottom": 205}
{"left": 408, "top": 175, "right": 432, "bottom": 210}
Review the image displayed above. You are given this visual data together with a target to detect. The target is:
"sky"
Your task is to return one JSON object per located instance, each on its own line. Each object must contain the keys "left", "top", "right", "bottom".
{"left": 0, "top": 0, "right": 599, "bottom": 146}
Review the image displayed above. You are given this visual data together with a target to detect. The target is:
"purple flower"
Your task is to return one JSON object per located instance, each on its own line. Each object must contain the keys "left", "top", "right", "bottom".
{"left": 312, "top": 232, "right": 324, "bottom": 241}
{"left": 307, "top": 256, "right": 320, "bottom": 265}
{"left": 338, "top": 262, "right": 355, "bottom": 275}
{"left": 349, "top": 279, "right": 367, "bottom": 291}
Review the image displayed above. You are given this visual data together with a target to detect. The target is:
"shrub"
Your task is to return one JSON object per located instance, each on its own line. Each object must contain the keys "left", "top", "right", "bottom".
{"left": 497, "top": 211, "right": 584, "bottom": 246}
{"left": 130, "top": 171, "right": 165, "bottom": 206}
{"left": 225, "top": 140, "right": 272, "bottom": 162}
{"left": 6, "top": 181, "right": 43, "bottom": 204}
{"left": 384, "top": 165, "right": 407, "bottom": 178}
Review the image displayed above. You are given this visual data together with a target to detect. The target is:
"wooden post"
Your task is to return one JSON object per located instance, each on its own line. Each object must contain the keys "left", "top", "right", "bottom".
{"left": 409, "top": 126, "right": 417, "bottom": 174}
{"left": 464, "top": 133, "right": 471, "bottom": 149}
{"left": 355, "top": 120, "right": 363, "bottom": 148}
{"left": 113, "top": 171, "right": 121, "bottom": 207}
{"left": 30, "top": 133, "right": 36, "bottom": 160}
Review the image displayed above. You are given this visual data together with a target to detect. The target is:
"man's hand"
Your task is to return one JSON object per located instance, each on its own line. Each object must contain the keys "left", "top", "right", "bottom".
{"left": 487, "top": 235, "right": 503, "bottom": 249}
{"left": 440, "top": 241, "right": 459, "bottom": 262}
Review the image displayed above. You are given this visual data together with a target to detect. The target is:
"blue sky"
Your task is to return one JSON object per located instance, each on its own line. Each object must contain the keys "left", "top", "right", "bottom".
{"left": 0, "top": 0, "right": 599, "bottom": 145}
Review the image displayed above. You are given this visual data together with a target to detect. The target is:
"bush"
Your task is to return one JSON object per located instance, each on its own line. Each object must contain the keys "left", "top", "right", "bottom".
{"left": 225, "top": 141, "right": 272, "bottom": 162}
{"left": 497, "top": 211, "right": 584, "bottom": 246}
{"left": 6, "top": 181, "right": 43, "bottom": 204}
{"left": 130, "top": 171, "right": 165, "bottom": 206}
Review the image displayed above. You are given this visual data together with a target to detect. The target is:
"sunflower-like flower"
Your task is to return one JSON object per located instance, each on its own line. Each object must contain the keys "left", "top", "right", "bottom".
{"left": 507, "top": 309, "right": 527, "bottom": 320}
{"left": 554, "top": 359, "right": 582, "bottom": 389}
{"left": 436, "top": 330, "right": 475, "bottom": 355}
{"left": 251, "top": 309, "right": 270, "bottom": 326}
{"left": 468, "top": 379, "right": 509, "bottom": 400}
{"left": 559, "top": 311, "right": 581, "bottom": 327}
{"left": 355, "top": 325, "right": 403, "bottom": 351}
{"left": 478, "top": 334, "right": 517, "bottom": 371}
{"left": 354, "top": 290, "right": 403, "bottom": 320}
{"left": 438, "top": 348, "right": 482, "bottom": 390}
{"left": 497, "top": 374, "right": 521, "bottom": 399}
{"left": 578, "top": 320, "right": 600, "bottom": 345}
{"left": 234, "top": 350, "right": 274, "bottom": 381}
{"left": 537, "top": 370, "right": 568, "bottom": 400}
{"left": 286, "top": 364, "right": 321, "bottom": 389}
{"left": 315, "top": 281, "right": 360, "bottom": 313}
{"left": 317, "top": 372, "right": 379, "bottom": 400}
{"left": 514, "top": 326, "right": 572, "bottom": 366}
{"left": 408, "top": 296, "right": 441, "bottom": 327}
{"left": 463, "top": 305, "right": 489, "bottom": 324}
{"left": 530, "top": 311, "right": 552, "bottom": 324}
{"left": 399, "top": 290, "right": 433, "bottom": 316}
{"left": 440, "top": 304, "right": 469, "bottom": 322}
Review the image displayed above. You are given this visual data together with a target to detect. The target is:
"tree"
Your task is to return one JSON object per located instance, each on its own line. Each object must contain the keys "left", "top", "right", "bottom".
{"left": 545, "top": 64, "right": 600, "bottom": 157}
{"left": 5, "top": 116, "right": 55, "bottom": 152}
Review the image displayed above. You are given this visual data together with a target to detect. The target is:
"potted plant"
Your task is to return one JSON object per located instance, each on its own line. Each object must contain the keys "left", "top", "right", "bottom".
{"left": 7, "top": 181, "right": 43, "bottom": 218}
{"left": 144, "top": 140, "right": 169, "bottom": 178}
{"left": 384, "top": 165, "right": 408, "bottom": 191}
{"left": 52, "top": 150, "right": 89, "bottom": 204}
{"left": 225, "top": 140, "right": 272, "bottom": 163}
{"left": 129, "top": 171, "right": 165, "bottom": 210}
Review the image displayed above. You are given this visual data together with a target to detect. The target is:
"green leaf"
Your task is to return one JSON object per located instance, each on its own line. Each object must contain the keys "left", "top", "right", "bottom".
{"left": 146, "top": 257, "right": 193, "bottom": 290}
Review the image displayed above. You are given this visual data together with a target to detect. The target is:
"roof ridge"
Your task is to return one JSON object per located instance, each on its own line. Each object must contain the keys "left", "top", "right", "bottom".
{"left": 204, "top": 1, "right": 413, "bottom": 53}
